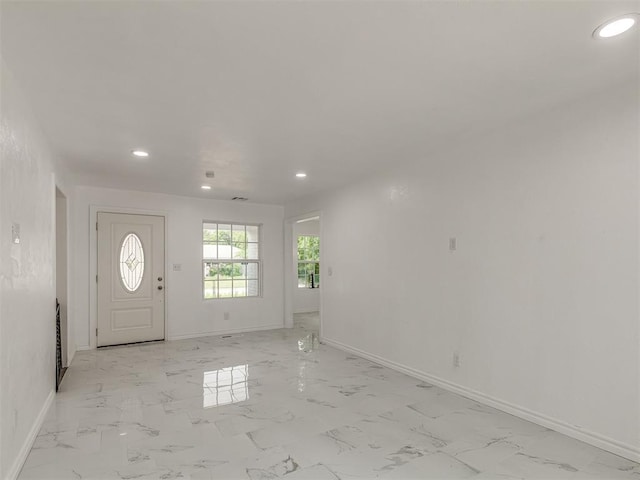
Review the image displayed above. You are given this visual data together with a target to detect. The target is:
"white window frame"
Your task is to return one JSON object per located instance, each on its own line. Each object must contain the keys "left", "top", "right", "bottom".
{"left": 203, "top": 221, "right": 262, "bottom": 300}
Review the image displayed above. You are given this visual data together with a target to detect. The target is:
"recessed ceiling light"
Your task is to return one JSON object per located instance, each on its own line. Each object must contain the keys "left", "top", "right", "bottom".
{"left": 201, "top": 185, "right": 212, "bottom": 190}
{"left": 131, "top": 150, "right": 149, "bottom": 157}
{"left": 594, "top": 15, "right": 638, "bottom": 38}
{"left": 296, "top": 172, "right": 307, "bottom": 178}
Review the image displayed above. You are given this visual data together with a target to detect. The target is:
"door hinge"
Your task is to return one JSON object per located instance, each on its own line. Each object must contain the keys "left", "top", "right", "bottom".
{"left": 96, "top": 222, "right": 98, "bottom": 231}
{"left": 96, "top": 275, "right": 98, "bottom": 283}
{"left": 96, "top": 328, "right": 98, "bottom": 337}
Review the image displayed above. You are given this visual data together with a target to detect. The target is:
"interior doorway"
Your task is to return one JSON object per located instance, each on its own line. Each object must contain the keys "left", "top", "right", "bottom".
{"left": 284, "top": 212, "right": 322, "bottom": 337}
{"left": 55, "top": 187, "right": 68, "bottom": 389}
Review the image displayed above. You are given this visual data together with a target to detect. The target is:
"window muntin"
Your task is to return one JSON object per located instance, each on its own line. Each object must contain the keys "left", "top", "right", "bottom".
{"left": 119, "top": 233, "right": 145, "bottom": 292}
{"left": 203, "top": 222, "right": 260, "bottom": 299}
{"left": 297, "top": 235, "right": 320, "bottom": 288}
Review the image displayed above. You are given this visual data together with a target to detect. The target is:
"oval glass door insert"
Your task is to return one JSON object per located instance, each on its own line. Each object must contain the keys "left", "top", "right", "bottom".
{"left": 119, "top": 233, "right": 145, "bottom": 292}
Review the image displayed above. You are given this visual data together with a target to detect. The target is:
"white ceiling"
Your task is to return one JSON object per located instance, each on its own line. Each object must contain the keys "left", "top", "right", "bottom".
{"left": 2, "top": 1, "right": 638, "bottom": 204}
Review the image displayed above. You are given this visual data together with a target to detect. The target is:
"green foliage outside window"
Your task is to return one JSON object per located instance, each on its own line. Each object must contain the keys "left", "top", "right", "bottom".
{"left": 297, "top": 235, "right": 320, "bottom": 288}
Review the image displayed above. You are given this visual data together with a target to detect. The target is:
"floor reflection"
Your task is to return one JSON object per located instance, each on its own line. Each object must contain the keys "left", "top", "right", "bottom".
{"left": 297, "top": 332, "right": 319, "bottom": 352}
{"left": 203, "top": 364, "right": 249, "bottom": 408}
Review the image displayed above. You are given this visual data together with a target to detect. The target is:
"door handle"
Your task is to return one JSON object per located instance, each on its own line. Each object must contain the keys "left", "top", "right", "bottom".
{"left": 157, "top": 285, "right": 163, "bottom": 290}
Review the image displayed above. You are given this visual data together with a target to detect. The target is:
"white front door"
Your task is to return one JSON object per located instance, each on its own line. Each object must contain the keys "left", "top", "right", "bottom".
{"left": 97, "top": 212, "right": 165, "bottom": 347}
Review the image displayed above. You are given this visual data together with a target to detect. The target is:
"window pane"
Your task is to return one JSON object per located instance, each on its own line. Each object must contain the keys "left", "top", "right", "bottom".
{"left": 218, "top": 224, "right": 232, "bottom": 246}
{"left": 232, "top": 225, "right": 246, "bottom": 243}
{"left": 217, "top": 243, "right": 233, "bottom": 259}
{"left": 246, "top": 225, "right": 259, "bottom": 243}
{"left": 308, "top": 237, "right": 320, "bottom": 260}
{"left": 204, "top": 280, "right": 217, "bottom": 299}
{"left": 235, "top": 263, "right": 248, "bottom": 279}
{"left": 219, "top": 280, "right": 233, "bottom": 298}
{"left": 247, "top": 280, "right": 259, "bottom": 296}
{"left": 203, "top": 225, "right": 217, "bottom": 241}
{"left": 298, "top": 275, "right": 307, "bottom": 288}
{"left": 233, "top": 241, "right": 246, "bottom": 259}
{"left": 217, "top": 263, "right": 231, "bottom": 278}
{"left": 246, "top": 262, "right": 259, "bottom": 279}
{"left": 203, "top": 243, "right": 218, "bottom": 260}
{"left": 233, "top": 279, "right": 247, "bottom": 297}
{"left": 204, "top": 262, "right": 219, "bottom": 279}
{"left": 246, "top": 243, "right": 259, "bottom": 260}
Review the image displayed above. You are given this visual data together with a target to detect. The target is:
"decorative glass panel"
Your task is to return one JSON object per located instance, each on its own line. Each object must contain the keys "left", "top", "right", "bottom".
{"left": 119, "top": 233, "right": 145, "bottom": 292}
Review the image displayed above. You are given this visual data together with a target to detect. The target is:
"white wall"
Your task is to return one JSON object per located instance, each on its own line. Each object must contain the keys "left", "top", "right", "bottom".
{"left": 293, "top": 219, "right": 320, "bottom": 313}
{"left": 285, "top": 81, "right": 640, "bottom": 460}
{"left": 72, "top": 186, "right": 284, "bottom": 348}
{"left": 0, "top": 61, "right": 62, "bottom": 479}
{"left": 55, "top": 189, "right": 68, "bottom": 367}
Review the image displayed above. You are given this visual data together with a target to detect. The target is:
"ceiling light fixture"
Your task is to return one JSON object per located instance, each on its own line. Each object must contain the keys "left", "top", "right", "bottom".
{"left": 296, "top": 172, "right": 307, "bottom": 178}
{"left": 201, "top": 185, "right": 212, "bottom": 190}
{"left": 593, "top": 14, "right": 638, "bottom": 38}
{"left": 131, "top": 150, "right": 149, "bottom": 157}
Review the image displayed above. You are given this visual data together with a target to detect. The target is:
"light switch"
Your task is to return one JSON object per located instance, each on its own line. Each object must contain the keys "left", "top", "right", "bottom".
{"left": 172, "top": 264, "right": 182, "bottom": 271}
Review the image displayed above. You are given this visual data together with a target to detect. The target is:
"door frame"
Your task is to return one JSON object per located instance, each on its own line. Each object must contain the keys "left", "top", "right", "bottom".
{"left": 284, "top": 210, "right": 323, "bottom": 339}
{"left": 89, "top": 205, "right": 169, "bottom": 349}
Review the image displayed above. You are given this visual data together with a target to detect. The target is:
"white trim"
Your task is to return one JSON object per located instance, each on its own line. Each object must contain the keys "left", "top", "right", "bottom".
{"left": 321, "top": 336, "right": 640, "bottom": 463}
{"left": 7, "top": 390, "right": 55, "bottom": 480}
{"left": 168, "top": 323, "right": 283, "bottom": 341}
{"left": 76, "top": 345, "right": 91, "bottom": 351}
{"left": 89, "top": 206, "right": 169, "bottom": 350}
{"left": 294, "top": 308, "right": 321, "bottom": 314}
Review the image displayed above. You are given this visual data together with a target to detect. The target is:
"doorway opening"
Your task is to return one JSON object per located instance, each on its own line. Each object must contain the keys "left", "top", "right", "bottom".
{"left": 285, "top": 213, "right": 322, "bottom": 338}
{"left": 55, "top": 187, "right": 68, "bottom": 390}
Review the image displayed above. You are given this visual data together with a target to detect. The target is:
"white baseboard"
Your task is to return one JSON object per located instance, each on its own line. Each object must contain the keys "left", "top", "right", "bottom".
{"left": 321, "top": 336, "right": 640, "bottom": 463}
{"left": 294, "top": 309, "right": 320, "bottom": 314}
{"left": 76, "top": 345, "right": 91, "bottom": 351}
{"left": 7, "top": 389, "right": 55, "bottom": 480}
{"left": 168, "top": 323, "right": 284, "bottom": 341}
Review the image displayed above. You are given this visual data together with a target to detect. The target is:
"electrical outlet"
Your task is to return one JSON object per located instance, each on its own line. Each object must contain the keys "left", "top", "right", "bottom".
{"left": 172, "top": 264, "right": 182, "bottom": 272}
{"left": 224, "top": 312, "right": 230, "bottom": 321}
{"left": 453, "top": 352, "right": 461, "bottom": 368}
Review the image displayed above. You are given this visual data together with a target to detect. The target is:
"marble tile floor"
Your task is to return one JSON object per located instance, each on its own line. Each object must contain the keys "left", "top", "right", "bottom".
{"left": 19, "top": 313, "right": 639, "bottom": 479}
